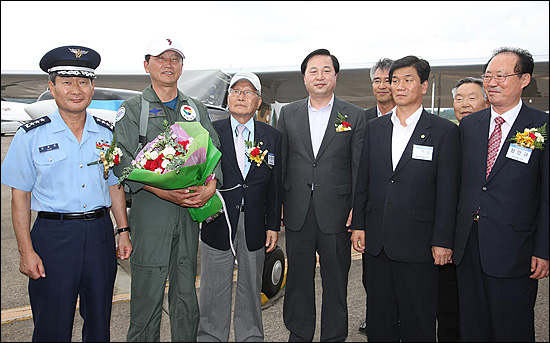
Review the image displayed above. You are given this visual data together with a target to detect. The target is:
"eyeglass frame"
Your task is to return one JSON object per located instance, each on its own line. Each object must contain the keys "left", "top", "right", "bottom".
{"left": 480, "top": 72, "right": 525, "bottom": 83}
{"left": 229, "top": 89, "right": 259, "bottom": 98}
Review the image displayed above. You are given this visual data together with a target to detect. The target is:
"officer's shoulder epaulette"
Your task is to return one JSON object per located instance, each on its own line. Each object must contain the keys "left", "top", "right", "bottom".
{"left": 93, "top": 116, "right": 114, "bottom": 132}
{"left": 21, "top": 116, "right": 51, "bottom": 132}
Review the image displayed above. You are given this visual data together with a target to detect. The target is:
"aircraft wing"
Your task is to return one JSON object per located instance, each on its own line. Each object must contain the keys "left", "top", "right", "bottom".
{"left": 1, "top": 100, "right": 32, "bottom": 121}
{"left": 2, "top": 55, "right": 548, "bottom": 116}
{"left": 248, "top": 57, "right": 549, "bottom": 112}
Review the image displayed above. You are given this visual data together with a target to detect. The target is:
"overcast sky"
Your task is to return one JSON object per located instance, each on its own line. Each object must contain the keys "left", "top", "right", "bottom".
{"left": 1, "top": 1, "right": 548, "bottom": 74}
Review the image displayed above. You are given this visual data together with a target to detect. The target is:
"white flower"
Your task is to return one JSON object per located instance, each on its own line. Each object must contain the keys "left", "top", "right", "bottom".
{"left": 161, "top": 159, "right": 170, "bottom": 169}
{"left": 162, "top": 146, "right": 176, "bottom": 158}
{"left": 149, "top": 150, "right": 159, "bottom": 160}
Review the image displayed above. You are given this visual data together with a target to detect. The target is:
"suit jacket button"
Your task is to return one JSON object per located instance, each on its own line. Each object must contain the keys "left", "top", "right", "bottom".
{"left": 243, "top": 184, "right": 248, "bottom": 188}
{"left": 482, "top": 187, "right": 487, "bottom": 191}
{"left": 313, "top": 163, "right": 317, "bottom": 167}
{"left": 390, "top": 180, "right": 394, "bottom": 184}
{"left": 236, "top": 205, "right": 240, "bottom": 210}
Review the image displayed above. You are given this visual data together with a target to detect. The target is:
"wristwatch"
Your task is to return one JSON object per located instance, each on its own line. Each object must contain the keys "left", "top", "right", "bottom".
{"left": 116, "top": 227, "right": 131, "bottom": 235}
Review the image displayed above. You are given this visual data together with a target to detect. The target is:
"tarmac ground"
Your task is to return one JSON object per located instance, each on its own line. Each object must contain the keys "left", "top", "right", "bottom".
{"left": 1, "top": 134, "right": 548, "bottom": 341}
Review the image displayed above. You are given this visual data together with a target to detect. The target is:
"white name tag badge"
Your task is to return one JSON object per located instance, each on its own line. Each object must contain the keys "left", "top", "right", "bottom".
{"left": 267, "top": 153, "right": 275, "bottom": 166}
{"left": 412, "top": 144, "right": 433, "bottom": 161}
{"left": 506, "top": 143, "right": 532, "bottom": 164}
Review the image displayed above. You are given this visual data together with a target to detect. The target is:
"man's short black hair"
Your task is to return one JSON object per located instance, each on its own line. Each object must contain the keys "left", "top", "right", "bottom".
{"left": 389, "top": 56, "right": 430, "bottom": 84}
{"left": 301, "top": 49, "right": 340, "bottom": 75}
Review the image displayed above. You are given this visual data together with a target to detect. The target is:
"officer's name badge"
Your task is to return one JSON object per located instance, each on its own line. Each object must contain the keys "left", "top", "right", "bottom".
{"left": 412, "top": 144, "right": 433, "bottom": 161}
{"left": 181, "top": 105, "right": 196, "bottom": 121}
{"left": 268, "top": 152, "right": 275, "bottom": 166}
{"left": 39, "top": 143, "right": 59, "bottom": 153}
{"left": 506, "top": 143, "right": 532, "bottom": 164}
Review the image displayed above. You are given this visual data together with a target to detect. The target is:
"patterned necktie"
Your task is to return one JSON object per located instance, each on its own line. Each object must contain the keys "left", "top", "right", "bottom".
{"left": 486, "top": 116, "right": 506, "bottom": 179}
{"left": 236, "top": 125, "right": 246, "bottom": 176}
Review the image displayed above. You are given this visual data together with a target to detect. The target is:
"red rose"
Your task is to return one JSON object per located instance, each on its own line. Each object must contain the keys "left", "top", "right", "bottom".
{"left": 529, "top": 132, "right": 536, "bottom": 140}
{"left": 113, "top": 154, "right": 120, "bottom": 164}
{"left": 251, "top": 147, "right": 260, "bottom": 157}
{"left": 342, "top": 121, "right": 351, "bottom": 128}
{"left": 144, "top": 159, "right": 158, "bottom": 171}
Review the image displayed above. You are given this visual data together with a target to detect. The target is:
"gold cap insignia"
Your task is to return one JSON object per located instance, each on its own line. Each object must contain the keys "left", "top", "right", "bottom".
{"left": 68, "top": 48, "right": 89, "bottom": 58}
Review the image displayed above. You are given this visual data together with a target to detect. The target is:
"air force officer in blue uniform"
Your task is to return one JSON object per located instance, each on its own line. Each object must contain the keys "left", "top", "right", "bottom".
{"left": 1, "top": 46, "right": 132, "bottom": 342}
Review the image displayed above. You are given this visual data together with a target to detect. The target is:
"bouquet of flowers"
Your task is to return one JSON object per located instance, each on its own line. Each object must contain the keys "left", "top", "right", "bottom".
{"left": 510, "top": 123, "right": 547, "bottom": 150}
{"left": 118, "top": 120, "right": 223, "bottom": 223}
{"left": 88, "top": 136, "right": 123, "bottom": 179}
{"left": 334, "top": 112, "right": 352, "bottom": 132}
{"left": 245, "top": 140, "right": 272, "bottom": 169}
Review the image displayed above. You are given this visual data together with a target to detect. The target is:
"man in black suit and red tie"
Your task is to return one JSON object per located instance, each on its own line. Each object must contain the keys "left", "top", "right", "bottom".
{"left": 453, "top": 47, "right": 549, "bottom": 342}
{"left": 351, "top": 55, "right": 460, "bottom": 341}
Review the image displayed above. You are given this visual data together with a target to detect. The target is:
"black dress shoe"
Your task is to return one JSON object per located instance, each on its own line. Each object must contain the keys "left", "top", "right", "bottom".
{"left": 358, "top": 321, "right": 367, "bottom": 334}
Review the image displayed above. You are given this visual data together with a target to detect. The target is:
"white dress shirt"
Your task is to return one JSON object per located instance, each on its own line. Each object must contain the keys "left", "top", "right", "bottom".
{"left": 391, "top": 105, "right": 423, "bottom": 171}
{"left": 489, "top": 100, "right": 522, "bottom": 157}
{"left": 377, "top": 105, "right": 393, "bottom": 117}
{"left": 308, "top": 95, "right": 335, "bottom": 158}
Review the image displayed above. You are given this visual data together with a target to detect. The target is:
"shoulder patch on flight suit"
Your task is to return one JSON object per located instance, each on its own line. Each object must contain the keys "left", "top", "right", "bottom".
{"left": 93, "top": 116, "right": 114, "bottom": 132}
{"left": 21, "top": 116, "right": 51, "bottom": 132}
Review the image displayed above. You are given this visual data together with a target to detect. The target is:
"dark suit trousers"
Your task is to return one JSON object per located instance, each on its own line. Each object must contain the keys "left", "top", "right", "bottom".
{"left": 456, "top": 222, "right": 538, "bottom": 342}
{"left": 437, "top": 263, "right": 460, "bottom": 342}
{"left": 283, "top": 200, "right": 351, "bottom": 342}
{"left": 364, "top": 249, "right": 438, "bottom": 342}
{"left": 29, "top": 216, "right": 117, "bottom": 342}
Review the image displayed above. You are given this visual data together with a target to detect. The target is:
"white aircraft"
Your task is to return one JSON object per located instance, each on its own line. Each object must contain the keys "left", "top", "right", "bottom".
{"left": 1, "top": 100, "right": 32, "bottom": 135}
{"left": 24, "top": 87, "right": 141, "bottom": 123}
{"left": 1, "top": 54, "right": 548, "bottom": 302}
{"left": 2, "top": 55, "right": 548, "bottom": 128}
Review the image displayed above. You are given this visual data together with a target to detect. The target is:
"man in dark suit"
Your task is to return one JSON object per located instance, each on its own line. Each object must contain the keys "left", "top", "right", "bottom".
{"left": 351, "top": 55, "right": 460, "bottom": 341}
{"left": 365, "top": 57, "right": 396, "bottom": 122}
{"left": 198, "top": 72, "right": 282, "bottom": 342}
{"left": 436, "top": 76, "right": 490, "bottom": 343}
{"left": 359, "top": 57, "right": 396, "bottom": 335}
{"left": 453, "top": 47, "right": 549, "bottom": 342}
{"left": 278, "top": 49, "right": 366, "bottom": 341}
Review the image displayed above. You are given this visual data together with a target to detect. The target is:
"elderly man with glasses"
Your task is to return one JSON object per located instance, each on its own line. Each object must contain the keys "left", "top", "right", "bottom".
{"left": 453, "top": 47, "right": 549, "bottom": 342}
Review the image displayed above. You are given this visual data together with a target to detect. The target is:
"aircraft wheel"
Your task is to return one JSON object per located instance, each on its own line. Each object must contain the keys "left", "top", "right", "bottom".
{"left": 262, "top": 245, "right": 285, "bottom": 298}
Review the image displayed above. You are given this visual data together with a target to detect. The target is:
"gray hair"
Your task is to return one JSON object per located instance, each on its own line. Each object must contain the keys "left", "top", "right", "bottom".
{"left": 451, "top": 77, "right": 487, "bottom": 101}
{"left": 369, "top": 58, "right": 394, "bottom": 82}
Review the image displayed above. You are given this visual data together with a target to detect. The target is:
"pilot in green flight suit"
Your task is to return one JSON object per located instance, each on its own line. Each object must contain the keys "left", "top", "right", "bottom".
{"left": 113, "top": 38, "right": 222, "bottom": 342}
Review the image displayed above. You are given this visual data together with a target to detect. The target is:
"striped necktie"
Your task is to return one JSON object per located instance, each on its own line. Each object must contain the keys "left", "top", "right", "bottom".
{"left": 236, "top": 125, "right": 246, "bottom": 176}
{"left": 486, "top": 116, "right": 505, "bottom": 179}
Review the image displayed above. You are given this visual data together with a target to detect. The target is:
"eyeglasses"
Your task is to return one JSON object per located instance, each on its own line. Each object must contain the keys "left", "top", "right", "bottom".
{"left": 229, "top": 89, "right": 258, "bottom": 98}
{"left": 480, "top": 73, "right": 524, "bottom": 83}
{"left": 373, "top": 78, "right": 391, "bottom": 85}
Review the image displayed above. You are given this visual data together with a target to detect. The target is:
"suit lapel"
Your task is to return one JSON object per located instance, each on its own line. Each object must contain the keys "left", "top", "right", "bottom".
{"left": 316, "top": 98, "right": 342, "bottom": 160}
{"left": 219, "top": 118, "right": 243, "bottom": 179}
{"left": 378, "top": 115, "right": 394, "bottom": 172}
{"left": 244, "top": 121, "right": 266, "bottom": 181}
{"left": 293, "top": 100, "right": 315, "bottom": 160}
{"left": 474, "top": 109, "right": 491, "bottom": 178}
{"left": 393, "top": 111, "right": 432, "bottom": 175}
{"left": 487, "top": 104, "right": 533, "bottom": 181}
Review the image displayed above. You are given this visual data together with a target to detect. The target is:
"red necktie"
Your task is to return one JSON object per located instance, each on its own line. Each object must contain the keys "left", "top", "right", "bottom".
{"left": 486, "top": 116, "right": 505, "bottom": 179}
